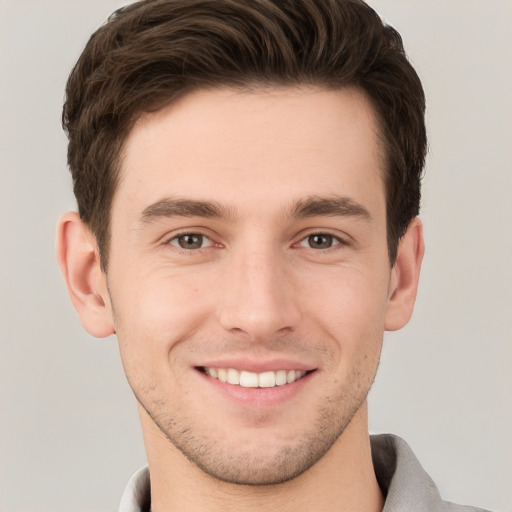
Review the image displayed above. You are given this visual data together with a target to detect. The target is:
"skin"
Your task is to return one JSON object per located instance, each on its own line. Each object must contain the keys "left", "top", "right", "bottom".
{"left": 57, "top": 87, "right": 424, "bottom": 511}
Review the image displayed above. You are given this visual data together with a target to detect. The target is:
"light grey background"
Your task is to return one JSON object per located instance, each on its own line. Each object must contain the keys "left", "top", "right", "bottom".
{"left": 0, "top": 1, "right": 510, "bottom": 511}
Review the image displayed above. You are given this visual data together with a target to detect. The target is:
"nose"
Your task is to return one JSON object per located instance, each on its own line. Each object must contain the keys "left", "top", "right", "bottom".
{"left": 217, "top": 245, "right": 301, "bottom": 342}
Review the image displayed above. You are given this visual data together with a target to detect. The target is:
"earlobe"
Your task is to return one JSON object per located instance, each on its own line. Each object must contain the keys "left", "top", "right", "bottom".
{"left": 56, "top": 212, "right": 115, "bottom": 338}
{"left": 384, "top": 217, "right": 425, "bottom": 331}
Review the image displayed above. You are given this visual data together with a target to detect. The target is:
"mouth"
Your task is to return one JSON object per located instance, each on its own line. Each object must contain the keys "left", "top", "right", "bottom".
{"left": 198, "top": 367, "right": 311, "bottom": 388}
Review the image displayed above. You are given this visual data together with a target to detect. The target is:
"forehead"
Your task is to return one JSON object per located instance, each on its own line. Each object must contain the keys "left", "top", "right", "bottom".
{"left": 115, "top": 86, "right": 385, "bottom": 218}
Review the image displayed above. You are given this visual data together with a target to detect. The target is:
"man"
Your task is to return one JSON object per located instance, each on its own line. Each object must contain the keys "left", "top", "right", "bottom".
{"left": 56, "top": 0, "right": 490, "bottom": 511}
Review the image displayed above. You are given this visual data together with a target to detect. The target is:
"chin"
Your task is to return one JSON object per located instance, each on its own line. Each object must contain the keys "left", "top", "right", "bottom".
{"left": 153, "top": 399, "right": 361, "bottom": 487}
{"left": 182, "top": 439, "right": 329, "bottom": 486}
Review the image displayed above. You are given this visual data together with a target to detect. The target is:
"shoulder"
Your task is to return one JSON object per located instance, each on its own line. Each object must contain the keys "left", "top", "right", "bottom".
{"left": 371, "top": 434, "right": 494, "bottom": 512}
{"left": 445, "top": 503, "right": 492, "bottom": 512}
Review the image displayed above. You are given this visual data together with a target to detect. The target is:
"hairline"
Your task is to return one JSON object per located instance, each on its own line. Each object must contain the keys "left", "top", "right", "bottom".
{"left": 96, "top": 82, "right": 395, "bottom": 272}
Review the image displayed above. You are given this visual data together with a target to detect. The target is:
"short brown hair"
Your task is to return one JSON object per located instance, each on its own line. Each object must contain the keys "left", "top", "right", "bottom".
{"left": 63, "top": 0, "right": 426, "bottom": 268}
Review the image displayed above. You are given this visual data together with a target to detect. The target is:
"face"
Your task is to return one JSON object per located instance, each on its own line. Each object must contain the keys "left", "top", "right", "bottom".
{"left": 106, "top": 87, "right": 393, "bottom": 485}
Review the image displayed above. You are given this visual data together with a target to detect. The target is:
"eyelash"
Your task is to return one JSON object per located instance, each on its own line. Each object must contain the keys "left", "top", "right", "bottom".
{"left": 165, "top": 231, "right": 349, "bottom": 253}
{"left": 296, "top": 232, "right": 347, "bottom": 251}
{"left": 167, "top": 232, "right": 216, "bottom": 251}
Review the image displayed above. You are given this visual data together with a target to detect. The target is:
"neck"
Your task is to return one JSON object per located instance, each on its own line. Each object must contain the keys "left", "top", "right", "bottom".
{"left": 141, "top": 402, "right": 384, "bottom": 512}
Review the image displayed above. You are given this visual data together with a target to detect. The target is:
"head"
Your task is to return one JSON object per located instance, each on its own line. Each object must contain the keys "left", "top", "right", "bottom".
{"left": 63, "top": 0, "right": 426, "bottom": 270}
{"left": 58, "top": 0, "right": 426, "bottom": 489}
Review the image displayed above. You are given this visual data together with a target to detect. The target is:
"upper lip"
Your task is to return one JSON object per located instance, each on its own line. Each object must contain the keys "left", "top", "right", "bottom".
{"left": 196, "top": 358, "right": 317, "bottom": 374}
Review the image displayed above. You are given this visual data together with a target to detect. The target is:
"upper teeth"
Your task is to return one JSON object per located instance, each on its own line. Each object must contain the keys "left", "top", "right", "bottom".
{"left": 204, "top": 367, "right": 307, "bottom": 388}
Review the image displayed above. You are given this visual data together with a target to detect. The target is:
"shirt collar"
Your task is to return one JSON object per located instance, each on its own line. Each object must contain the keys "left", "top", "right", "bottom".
{"left": 119, "top": 434, "right": 456, "bottom": 512}
{"left": 371, "top": 434, "right": 447, "bottom": 511}
{"left": 119, "top": 466, "right": 150, "bottom": 512}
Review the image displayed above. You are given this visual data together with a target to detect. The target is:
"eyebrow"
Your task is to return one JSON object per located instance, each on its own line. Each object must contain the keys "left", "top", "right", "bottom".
{"left": 290, "top": 196, "right": 371, "bottom": 221}
{"left": 140, "top": 197, "right": 235, "bottom": 224}
{"left": 139, "top": 195, "right": 371, "bottom": 225}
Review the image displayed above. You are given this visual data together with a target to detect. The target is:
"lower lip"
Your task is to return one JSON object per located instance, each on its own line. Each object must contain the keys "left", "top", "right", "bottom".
{"left": 195, "top": 369, "right": 316, "bottom": 408}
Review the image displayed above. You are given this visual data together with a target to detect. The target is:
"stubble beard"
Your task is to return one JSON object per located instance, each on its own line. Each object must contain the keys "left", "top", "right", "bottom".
{"left": 111, "top": 287, "right": 383, "bottom": 487}
{"left": 132, "top": 362, "right": 378, "bottom": 487}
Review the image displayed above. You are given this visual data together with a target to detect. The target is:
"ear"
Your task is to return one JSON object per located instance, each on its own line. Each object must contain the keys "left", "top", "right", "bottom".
{"left": 56, "top": 211, "right": 115, "bottom": 338}
{"left": 385, "top": 217, "right": 425, "bottom": 331}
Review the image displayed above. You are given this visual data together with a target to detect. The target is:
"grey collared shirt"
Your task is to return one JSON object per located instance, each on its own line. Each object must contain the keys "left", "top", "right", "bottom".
{"left": 119, "top": 434, "right": 491, "bottom": 512}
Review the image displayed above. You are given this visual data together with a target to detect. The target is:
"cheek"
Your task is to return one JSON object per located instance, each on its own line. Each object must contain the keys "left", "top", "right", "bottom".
{"left": 299, "top": 265, "right": 389, "bottom": 366}
{"left": 109, "top": 269, "right": 215, "bottom": 378}
{"left": 303, "top": 261, "right": 389, "bottom": 322}
{"left": 113, "top": 263, "right": 213, "bottom": 329}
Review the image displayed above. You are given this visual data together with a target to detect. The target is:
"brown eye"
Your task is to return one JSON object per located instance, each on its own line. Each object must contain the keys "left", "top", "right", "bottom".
{"left": 170, "top": 233, "right": 212, "bottom": 250}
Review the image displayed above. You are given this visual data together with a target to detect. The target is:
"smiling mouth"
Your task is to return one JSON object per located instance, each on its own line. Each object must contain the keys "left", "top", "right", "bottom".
{"left": 198, "top": 367, "right": 311, "bottom": 388}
